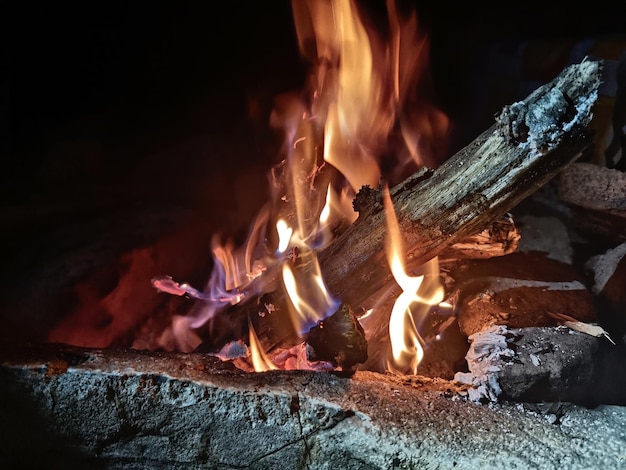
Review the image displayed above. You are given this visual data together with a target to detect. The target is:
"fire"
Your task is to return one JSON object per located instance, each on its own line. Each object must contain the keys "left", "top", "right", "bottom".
{"left": 276, "top": 218, "right": 340, "bottom": 335}
{"left": 248, "top": 319, "right": 278, "bottom": 372}
{"left": 382, "top": 186, "right": 444, "bottom": 374}
{"left": 148, "top": 0, "right": 450, "bottom": 373}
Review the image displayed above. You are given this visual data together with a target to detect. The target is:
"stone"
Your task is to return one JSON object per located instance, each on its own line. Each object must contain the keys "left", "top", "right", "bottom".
{"left": 2, "top": 344, "right": 626, "bottom": 469}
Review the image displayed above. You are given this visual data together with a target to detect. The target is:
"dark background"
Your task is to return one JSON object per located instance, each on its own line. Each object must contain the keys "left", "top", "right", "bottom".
{"left": 5, "top": 1, "right": 625, "bottom": 200}
{"left": 4, "top": 1, "right": 625, "bottom": 197}
{"left": 1, "top": 1, "right": 625, "bottom": 343}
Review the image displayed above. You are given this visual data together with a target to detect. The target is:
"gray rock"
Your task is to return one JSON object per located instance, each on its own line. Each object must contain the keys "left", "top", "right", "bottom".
{"left": 1, "top": 345, "right": 626, "bottom": 469}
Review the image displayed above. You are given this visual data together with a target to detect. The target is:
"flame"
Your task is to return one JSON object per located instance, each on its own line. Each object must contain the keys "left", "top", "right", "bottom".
{"left": 248, "top": 319, "right": 278, "bottom": 372}
{"left": 276, "top": 218, "right": 294, "bottom": 254}
{"left": 295, "top": 0, "right": 387, "bottom": 194}
{"left": 294, "top": 0, "right": 449, "bottom": 187}
{"left": 319, "top": 184, "right": 332, "bottom": 226}
{"left": 150, "top": 0, "right": 450, "bottom": 369}
{"left": 383, "top": 185, "right": 444, "bottom": 374}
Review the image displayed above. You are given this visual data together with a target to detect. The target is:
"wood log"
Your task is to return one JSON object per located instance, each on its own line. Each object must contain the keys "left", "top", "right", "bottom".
{"left": 317, "top": 59, "right": 602, "bottom": 311}
{"left": 210, "top": 59, "right": 601, "bottom": 359}
{"left": 439, "top": 212, "right": 520, "bottom": 264}
{"left": 210, "top": 216, "right": 519, "bottom": 350}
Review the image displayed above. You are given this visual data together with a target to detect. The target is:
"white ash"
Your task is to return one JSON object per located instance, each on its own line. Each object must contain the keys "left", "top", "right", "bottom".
{"left": 496, "top": 59, "right": 601, "bottom": 154}
{"left": 454, "top": 324, "right": 518, "bottom": 403}
{"left": 529, "top": 353, "right": 541, "bottom": 366}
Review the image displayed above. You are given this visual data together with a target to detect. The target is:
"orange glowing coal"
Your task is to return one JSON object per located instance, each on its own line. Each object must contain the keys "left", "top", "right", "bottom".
{"left": 149, "top": 0, "right": 450, "bottom": 373}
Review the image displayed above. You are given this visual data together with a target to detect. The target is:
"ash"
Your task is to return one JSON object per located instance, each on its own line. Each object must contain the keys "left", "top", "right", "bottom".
{"left": 454, "top": 324, "right": 517, "bottom": 403}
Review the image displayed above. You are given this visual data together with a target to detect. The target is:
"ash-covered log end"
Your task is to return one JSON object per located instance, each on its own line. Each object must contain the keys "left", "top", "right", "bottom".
{"left": 495, "top": 59, "right": 602, "bottom": 152}
{"left": 305, "top": 304, "right": 368, "bottom": 373}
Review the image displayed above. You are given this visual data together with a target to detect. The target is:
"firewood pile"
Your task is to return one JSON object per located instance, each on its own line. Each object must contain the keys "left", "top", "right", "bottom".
{"left": 190, "top": 58, "right": 626, "bottom": 407}
{"left": 3, "top": 58, "right": 626, "bottom": 389}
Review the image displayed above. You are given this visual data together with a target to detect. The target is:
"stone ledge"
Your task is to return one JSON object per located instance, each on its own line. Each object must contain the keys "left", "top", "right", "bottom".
{"left": 1, "top": 344, "right": 625, "bottom": 469}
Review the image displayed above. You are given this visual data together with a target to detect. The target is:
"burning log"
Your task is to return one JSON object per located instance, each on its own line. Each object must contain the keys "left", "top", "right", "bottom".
{"left": 318, "top": 59, "right": 602, "bottom": 311}
{"left": 455, "top": 325, "right": 626, "bottom": 406}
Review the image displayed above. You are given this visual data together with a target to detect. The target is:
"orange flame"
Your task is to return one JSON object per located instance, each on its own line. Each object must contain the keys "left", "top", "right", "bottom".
{"left": 382, "top": 185, "right": 444, "bottom": 374}
{"left": 151, "top": 0, "right": 450, "bottom": 368}
{"left": 248, "top": 318, "right": 278, "bottom": 372}
{"left": 277, "top": 218, "right": 340, "bottom": 335}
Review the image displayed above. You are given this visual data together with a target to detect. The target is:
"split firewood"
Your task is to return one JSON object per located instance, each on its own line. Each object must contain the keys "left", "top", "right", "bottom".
{"left": 438, "top": 212, "right": 520, "bottom": 265}
{"left": 452, "top": 254, "right": 599, "bottom": 337}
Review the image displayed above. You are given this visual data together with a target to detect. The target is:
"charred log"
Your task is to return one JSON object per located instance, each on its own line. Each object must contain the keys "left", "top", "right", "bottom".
{"left": 305, "top": 303, "right": 368, "bottom": 372}
{"left": 455, "top": 325, "right": 626, "bottom": 406}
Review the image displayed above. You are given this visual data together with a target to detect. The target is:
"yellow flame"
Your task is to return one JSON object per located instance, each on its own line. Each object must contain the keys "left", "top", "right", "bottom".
{"left": 282, "top": 264, "right": 317, "bottom": 326}
{"left": 276, "top": 219, "right": 294, "bottom": 254}
{"left": 249, "top": 319, "right": 277, "bottom": 372}
{"left": 319, "top": 185, "right": 332, "bottom": 225}
{"left": 315, "top": 184, "right": 356, "bottom": 249}
{"left": 383, "top": 185, "right": 444, "bottom": 374}
{"left": 281, "top": 254, "right": 339, "bottom": 335}
{"left": 313, "top": 0, "right": 389, "bottom": 193}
